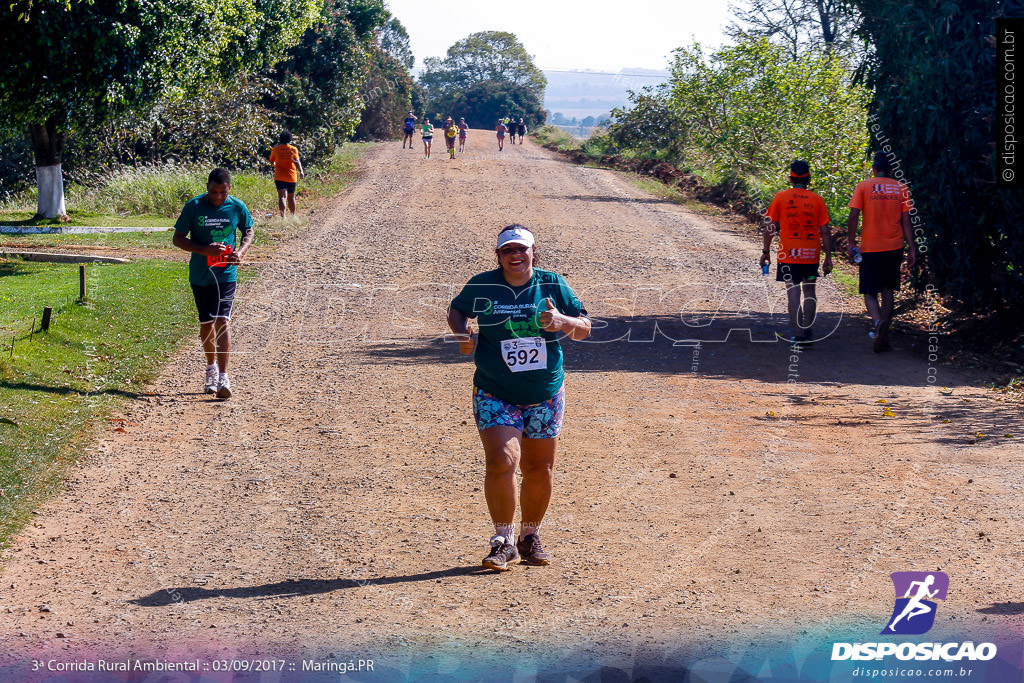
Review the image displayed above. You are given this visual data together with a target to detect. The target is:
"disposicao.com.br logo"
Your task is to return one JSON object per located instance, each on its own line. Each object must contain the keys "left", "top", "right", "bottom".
{"left": 831, "top": 572, "right": 998, "bottom": 663}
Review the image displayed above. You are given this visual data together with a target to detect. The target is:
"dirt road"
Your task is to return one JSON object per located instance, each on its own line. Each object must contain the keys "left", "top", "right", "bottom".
{"left": 2, "top": 131, "right": 1022, "bottom": 675}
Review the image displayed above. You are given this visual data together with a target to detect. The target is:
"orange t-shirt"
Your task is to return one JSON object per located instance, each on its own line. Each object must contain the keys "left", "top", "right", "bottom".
{"left": 766, "top": 187, "right": 829, "bottom": 264}
{"left": 269, "top": 144, "right": 300, "bottom": 183}
{"left": 848, "top": 176, "right": 910, "bottom": 252}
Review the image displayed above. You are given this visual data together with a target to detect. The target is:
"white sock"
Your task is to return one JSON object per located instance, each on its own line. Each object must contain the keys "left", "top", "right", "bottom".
{"left": 207, "top": 363, "right": 218, "bottom": 372}
{"left": 219, "top": 372, "right": 229, "bottom": 381}
{"left": 519, "top": 524, "right": 539, "bottom": 541}
{"left": 493, "top": 524, "right": 514, "bottom": 545}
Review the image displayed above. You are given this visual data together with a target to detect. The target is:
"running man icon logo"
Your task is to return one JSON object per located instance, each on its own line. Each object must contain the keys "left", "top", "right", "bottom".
{"left": 882, "top": 572, "right": 949, "bottom": 635}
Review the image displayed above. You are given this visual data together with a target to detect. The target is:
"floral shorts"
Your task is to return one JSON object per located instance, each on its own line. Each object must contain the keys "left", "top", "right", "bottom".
{"left": 472, "top": 387, "right": 565, "bottom": 439}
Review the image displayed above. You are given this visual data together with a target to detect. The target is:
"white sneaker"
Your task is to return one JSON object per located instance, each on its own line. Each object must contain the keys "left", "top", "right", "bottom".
{"left": 204, "top": 366, "right": 219, "bottom": 394}
{"left": 216, "top": 373, "right": 232, "bottom": 399}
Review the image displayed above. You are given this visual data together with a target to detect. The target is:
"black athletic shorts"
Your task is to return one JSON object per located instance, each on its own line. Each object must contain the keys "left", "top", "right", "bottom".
{"left": 274, "top": 180, "right": 297, "bottom": 193}
{"left": 859, "top": 248, "right": 903, "bottom": 295}
{"left": 191, "top": 281, "right": 236, "bottom": 323}
{"left": 776, "top": 262, "right": 819, "bottom": 285}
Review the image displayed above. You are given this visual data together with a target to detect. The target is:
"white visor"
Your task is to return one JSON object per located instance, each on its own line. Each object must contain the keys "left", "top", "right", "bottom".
{"left": 497, "top": 227, "right": 535, "bottom": 249}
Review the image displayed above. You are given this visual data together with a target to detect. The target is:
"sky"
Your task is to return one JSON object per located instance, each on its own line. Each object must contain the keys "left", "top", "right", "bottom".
{"left": 385, "top": 0, "right": 734, "bottom": 74}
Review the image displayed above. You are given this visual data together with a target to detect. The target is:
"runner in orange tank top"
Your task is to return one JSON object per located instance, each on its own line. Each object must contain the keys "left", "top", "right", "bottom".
{"left": 762, "top": 160, "right": 832, "bottom": 345}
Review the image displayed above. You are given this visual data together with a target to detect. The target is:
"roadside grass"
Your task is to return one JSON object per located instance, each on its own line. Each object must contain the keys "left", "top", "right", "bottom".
{"left": 0, "top": 142, "right": 374, "bottom": 548}
{"left": 532, "top": 125, "right": 580, "bottom": 151}
{"left": 0, "top": 259, "right": 195, "bottom": 548}
{"left": 625, "top": 174, "right": 727, "bottom": 217}
{"left": 1, "top": 230, "right": 177, "bottom": 252}
{"left": 0, "top": 143, "right": 374, "bottom": 229}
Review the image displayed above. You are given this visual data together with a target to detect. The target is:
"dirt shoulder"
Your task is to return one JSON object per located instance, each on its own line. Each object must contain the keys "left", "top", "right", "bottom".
{"left": 1, "top": 131, "right": 1021, "bottom": 669}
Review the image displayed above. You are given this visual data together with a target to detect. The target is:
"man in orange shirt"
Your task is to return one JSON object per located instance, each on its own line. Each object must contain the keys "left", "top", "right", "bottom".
{"left": 762, "top": 160, "right": 833, "bottom": 345}
{"left": 268, "top": 130, "right": 305, "bottom": 218}
{"left": 847, "top": 151, "right": 916, "bottom": 353}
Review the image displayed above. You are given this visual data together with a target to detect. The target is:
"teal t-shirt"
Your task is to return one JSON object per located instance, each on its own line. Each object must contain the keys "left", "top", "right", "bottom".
{"left": 450, "top": 268, "right": 587, "bottom": 405}
{"left": 174, "top": 195, "right": 254, "bottom": 286}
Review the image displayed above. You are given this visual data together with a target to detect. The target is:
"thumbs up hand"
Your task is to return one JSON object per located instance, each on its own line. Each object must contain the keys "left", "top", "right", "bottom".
{"left": 539, "top": 297, "right": 565, "bottom": 332}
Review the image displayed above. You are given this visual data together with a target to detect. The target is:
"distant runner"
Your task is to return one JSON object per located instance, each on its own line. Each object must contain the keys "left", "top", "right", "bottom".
{"left": 504, "top": 114, "right": 515, "bottom": 145}
{"left": 847, "top": 151, "right": 916, "bottom": 352}
{"left": 444, "top": 117, "right": 458, "bottom": 159}
{"left": 268, "top": 130, "right": 304, "bottom": 218}
{"left": 421, "top": 118, "right": 434, "bottom": 159}
{"left": 458, "top": 117, "right": 468, "bottom": 153}
{"left": 172, "top": 168, "right": 254, "bottom": 400}
{"left": 447, "top": 225, "right": 592, "bottom": 571}
{"left": 516, "top": 118, "right": 527, "bottom": 144}
{"left": 496, "top": 120, "right": 507, "bottom": 151}
{"left": 403, "top": 111, "right": 417, "bottom": 149}
{"left": 762, "top": 160, "right": 832, "bottom": 345}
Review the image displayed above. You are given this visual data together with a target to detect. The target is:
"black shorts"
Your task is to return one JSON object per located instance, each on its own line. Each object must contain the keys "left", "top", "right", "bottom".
{"left": 859, "top": 248, "right": 903, "bottom": 295}
{"left": 274, "top": 180, "right": 297, "bottom": 193}
{"left": 191, "top": 281, "right": 236, "bottom": 323}
{"left": 776, "top": 263, "right": 819, "bottom": 285}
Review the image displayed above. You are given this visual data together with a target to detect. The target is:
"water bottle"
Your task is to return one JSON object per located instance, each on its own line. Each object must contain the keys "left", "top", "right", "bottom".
{"left": 852, "top": 246, "right": 863, "bottom": 264}
{"left": 762, "top": 263, "right": 769, "bottom": 276}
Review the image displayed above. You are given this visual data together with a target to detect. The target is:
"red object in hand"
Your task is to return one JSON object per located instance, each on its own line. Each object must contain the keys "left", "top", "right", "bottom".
{"left": 206, "top": 244, "right": 233, "bottom": 267}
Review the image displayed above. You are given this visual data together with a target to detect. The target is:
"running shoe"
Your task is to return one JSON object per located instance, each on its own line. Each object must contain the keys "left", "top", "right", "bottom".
{"left": 516, "top": 534, "right": 551, "bottom": 566}
{"left": 204, "top": 366, "right": 219, "bottom": 394}
{"left": 873, "top": 319, "right": 891, "bottom": 353}
{"left": 216, "top": 374, "right": 232, "bottom": 399}
{"left": 482, "top": 535, "right": 519, "bottom": 571}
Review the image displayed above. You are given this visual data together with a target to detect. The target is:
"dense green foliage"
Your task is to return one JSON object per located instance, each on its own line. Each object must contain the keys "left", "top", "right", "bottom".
{"left": 271, "top": 0, "right": 388, "bottom": 159}
{"left": 354, "top": 47, "right": 416, "bottom": 140}
{"left": 0, "top": 0, "right": 403, "bottom": 208}
{"left": 0, "top": 0, "right": 320, "bottom": 135}
{"left": 851, "top": 0, "right": 1024, "bottom": 311}
{"left": 603, "top": 36, "right": 870, "bottom": 223}
{"left": 419, "top": 31, "right": 547, "bottom": 128}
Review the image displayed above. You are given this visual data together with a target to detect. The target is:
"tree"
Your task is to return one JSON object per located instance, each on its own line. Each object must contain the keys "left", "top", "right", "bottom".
{"left": 727, "top": 0, "right": 863, "bottom": 59}
{"left": 0, "top": 0, "right": 320, "bottom": 217}
{"left": 443, "top": 80, "right": 544, "bottom": 129}
{"left": 380, "top": 16, "right": 414, "bottom": 69}
{"left": 354, "top": 47, "right": 416, "bottom": 140}
{"left": 848, "top": 0, "right": 1024, "bottom": 312}
{"left": 419, "top": 31, "right": 546, "bottom": 106}
{"left": 270, "top": 0, "right": 388, "bottom": 160}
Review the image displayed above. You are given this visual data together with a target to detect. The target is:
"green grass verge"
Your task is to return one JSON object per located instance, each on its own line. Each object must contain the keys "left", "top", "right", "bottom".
{"left": 0, "top": 259, "right": 195, "bottom": 547}
{"left": 1, "top": 229, "right": 177, "bottom": 252}
{"left": 532, "top": 125, "right": 580, "bottom": 151}
{"left": 0, "top": 143, "right": 374, "bottom": 228}
{"left": 625, "top": 174, "right": 727, "bottom": 216}
{"left": 0, "top": 142, "right": 374, "bottom": 548}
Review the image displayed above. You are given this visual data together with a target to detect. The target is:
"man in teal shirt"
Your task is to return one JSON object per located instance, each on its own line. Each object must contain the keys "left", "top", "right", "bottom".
{"left": 172, "top": 167, "right": 254, "bottom": 399}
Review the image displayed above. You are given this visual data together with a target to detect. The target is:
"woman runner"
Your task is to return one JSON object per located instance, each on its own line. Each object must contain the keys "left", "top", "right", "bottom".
{"left": 421, "top": 118, "right": 434, "bottom": 159}
{"left": 496, "top": 120, "right": 507, "bottom": 151}
{"left": 458, "top": 118, "right": 468, "bottom": 153}
{"left": 447, "top": 225, "right": 592, "bottom": 571}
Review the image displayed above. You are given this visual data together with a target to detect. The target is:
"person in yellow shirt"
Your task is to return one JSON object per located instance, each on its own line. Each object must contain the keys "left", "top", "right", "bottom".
{"left": 444, "top": 117, "right": 459, "bottom": 159}
{"left": 268, "top": 130, "right": 305, "bottom": 218}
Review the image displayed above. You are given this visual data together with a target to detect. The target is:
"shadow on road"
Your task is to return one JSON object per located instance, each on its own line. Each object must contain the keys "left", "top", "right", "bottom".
{"left": 130, "top": 566, "right": 500, "bottom": 606}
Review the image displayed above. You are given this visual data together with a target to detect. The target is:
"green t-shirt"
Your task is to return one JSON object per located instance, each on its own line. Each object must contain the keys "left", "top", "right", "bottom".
{"left": 174, "top": 195, "right": 254, "bottom": 286}
{"left": 450, "top": 268, "right": 587, "bottom": 405}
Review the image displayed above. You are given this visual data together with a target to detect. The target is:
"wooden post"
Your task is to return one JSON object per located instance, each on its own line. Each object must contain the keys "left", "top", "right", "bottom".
{"left": 41, "top": 307, "right": 52, "bottom": 332}
{"left": 79, "top": 263, "right": 87, "bottom": 301}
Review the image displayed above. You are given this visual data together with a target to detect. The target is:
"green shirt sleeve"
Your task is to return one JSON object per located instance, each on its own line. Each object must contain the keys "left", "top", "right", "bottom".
{"left": 173, "top": 201, "right": 194, "bottom": 236}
